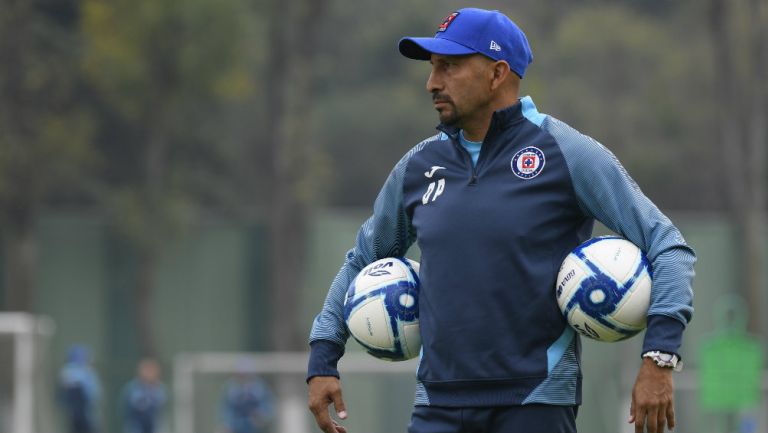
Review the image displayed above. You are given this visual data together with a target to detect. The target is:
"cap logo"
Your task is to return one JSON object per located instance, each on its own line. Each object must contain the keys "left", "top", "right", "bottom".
{"left": 437, "top": 12, "right": 459, "bottom": 32}
{"left": 489, "top": 41, "right": 502, "bottom": 52}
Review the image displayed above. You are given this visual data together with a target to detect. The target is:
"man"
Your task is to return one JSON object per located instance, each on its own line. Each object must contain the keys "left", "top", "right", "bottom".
{"left": 58, "top": 344, "right": 101, "bottom": 433}
{"left": 218, "top": 364, "right": 274, "bottom": 433}
{"left": 120, "top": 358, "right": 167, "bottom": 433}
{"left": 307, "top": 8, "right": 694, "bottom": 433}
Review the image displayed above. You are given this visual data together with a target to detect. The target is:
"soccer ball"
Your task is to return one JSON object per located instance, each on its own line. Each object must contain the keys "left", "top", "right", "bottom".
{"left": 344, "top": 257, "right": 421, "bottom": 361}
{"left": 555, "top": 236, "right": 652, "bottom": 342}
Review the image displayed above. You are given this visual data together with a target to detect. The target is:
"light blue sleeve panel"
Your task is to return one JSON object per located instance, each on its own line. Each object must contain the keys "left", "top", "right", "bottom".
{"left": 543, "top": 116, "right": 695, "bottom": 328}
{"left": 60, "top": 364, "right": 101, "bottom": 401}
{"left": 308, "top": 137, "right": 433, "bottom": 347}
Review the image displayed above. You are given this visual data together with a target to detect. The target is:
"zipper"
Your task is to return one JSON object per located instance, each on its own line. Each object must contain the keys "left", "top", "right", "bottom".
{"left": 453, "top": 141, "right": 479, "bottom": 186}
{"left": 439, "top": 127, "right": 488, "bottom": 186}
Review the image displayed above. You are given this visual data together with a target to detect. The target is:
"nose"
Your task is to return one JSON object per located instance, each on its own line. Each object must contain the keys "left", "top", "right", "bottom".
{"left": 426, "top": 66, "right": 442, "bottom": 94}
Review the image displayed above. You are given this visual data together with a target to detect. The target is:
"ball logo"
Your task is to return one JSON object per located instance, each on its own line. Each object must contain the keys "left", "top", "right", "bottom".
{"left": 511, "top": 146, "right": 545, "bottom": 179}
{"left": 364, "top": 260, "right": 393, "bottom": 277}
{"left": 572, "top": 321, "right": 600, "bottom": 340}
{"left": 556, "top": 269, "right": 575, "bottom": 298}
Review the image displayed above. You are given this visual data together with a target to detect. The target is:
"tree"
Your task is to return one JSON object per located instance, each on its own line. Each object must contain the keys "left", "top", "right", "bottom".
{"left": 745, "top": 0, "right": 768, "bottom": 336}
{"left": 81, "top": 0, "right": 252, "bottom": 356}
{"left": 0, "top": 0, "right": 94, "bottom": 311}
{"left": 709, "top": 0, "right": 767, "bottom": 335}
{"left": 310, "top": 0, "right": 441, "bottom": 206}
{"left": 261, "top": 0, "right": 332, "bottom": 352}
{"left": 537, "top": 4, "right": 719, "bottom": 210}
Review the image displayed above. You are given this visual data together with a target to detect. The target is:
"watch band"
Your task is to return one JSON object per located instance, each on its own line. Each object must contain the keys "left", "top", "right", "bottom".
{"left": 643, "top": 350, "right": 683, "bottom": 372}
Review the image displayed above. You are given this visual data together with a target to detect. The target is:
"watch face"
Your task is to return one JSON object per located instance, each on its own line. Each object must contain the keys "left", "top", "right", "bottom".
{"left": 658, "top": 353, "right": 674, "bottom": 362}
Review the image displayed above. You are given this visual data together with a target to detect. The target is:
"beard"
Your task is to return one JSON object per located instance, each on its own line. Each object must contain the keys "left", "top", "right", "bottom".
{"left": 433, "top": 93, "right": 461, "bottom": 126}
{"left": 437, "top": 105, "right": 460, "bottom": 126}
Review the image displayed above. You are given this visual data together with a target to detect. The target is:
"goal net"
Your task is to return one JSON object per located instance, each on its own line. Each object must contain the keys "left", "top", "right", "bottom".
{"left": 0, "top": 313, "right": 56, "bottom": 433}
{"left": 173, "top": 350, "right": 420, "bottom": 433}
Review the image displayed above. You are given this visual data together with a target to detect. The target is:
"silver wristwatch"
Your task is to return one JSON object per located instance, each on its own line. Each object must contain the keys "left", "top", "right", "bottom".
{"left": 642, "top": 351, "right": 683, "bottom": 372}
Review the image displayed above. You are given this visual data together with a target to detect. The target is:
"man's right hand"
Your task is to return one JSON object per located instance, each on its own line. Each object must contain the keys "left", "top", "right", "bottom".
{"left": 308, "top": 376, "right": 348, "bottom": 433}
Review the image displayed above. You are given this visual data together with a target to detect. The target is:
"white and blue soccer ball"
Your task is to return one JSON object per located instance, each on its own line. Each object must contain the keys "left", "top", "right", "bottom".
{"left": 556, "top": 236, "right": 652, "bottom": 342}
{"left": 344, "top": 257, "right": 421, "bottom": 361}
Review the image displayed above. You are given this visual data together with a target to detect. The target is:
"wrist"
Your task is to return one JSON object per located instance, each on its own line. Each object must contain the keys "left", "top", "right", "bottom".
{"left": 307, "top": 340, "right": 345, "bottom": 382}
{"left": 642, "top": 315, "right": 685, "bottom": 355}
{"left": 642, "top": 350, "right": 683, "bottom": 372}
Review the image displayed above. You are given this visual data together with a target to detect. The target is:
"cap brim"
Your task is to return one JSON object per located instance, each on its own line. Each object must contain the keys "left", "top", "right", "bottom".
{"left": 398, "top": 37, "right": 477, "bottom": 60}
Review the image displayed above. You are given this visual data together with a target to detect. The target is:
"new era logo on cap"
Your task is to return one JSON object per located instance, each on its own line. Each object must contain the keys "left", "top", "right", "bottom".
{"left": 398, "top": 8, "right": 534, "bottom": 79}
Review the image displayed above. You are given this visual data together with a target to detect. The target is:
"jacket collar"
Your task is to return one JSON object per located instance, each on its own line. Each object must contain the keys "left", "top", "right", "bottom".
{"left": 436, "top": 99, "right": 525, "bottom": 142}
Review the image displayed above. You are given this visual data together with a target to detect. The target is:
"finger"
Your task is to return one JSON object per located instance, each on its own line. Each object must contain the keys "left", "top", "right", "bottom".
{"left": 313, "top": 409, "right": 336, "bottom": 433}
{"left": 634, "top": 406, "right": 645, "bottom": 433}
{"left": 646, "top": 406, "right": 659, "bottom": 433}
{"left": 657, "top": 407, "right": 667, "bottom": 433}
{"left": 628, "top": 399, "right": 635, "bottom": 424}
{"left": 332, "top": 388, "right": 348, "bottom": 419}
{"left": 333, "top": 420, "right": 348, "bottom": 433}
{"left": 308, "top": 397, "right": 335, "bottom": 433}
{"left": 666, "top": 403, "right": 676, "bottom": 430}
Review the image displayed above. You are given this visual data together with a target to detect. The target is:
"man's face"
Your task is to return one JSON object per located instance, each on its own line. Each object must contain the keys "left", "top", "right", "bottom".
{"left": 138, "top": 359, "right": 160, "bottom": 383}
{"left": 426, "top": 53, "right": 494, "bottom": 127}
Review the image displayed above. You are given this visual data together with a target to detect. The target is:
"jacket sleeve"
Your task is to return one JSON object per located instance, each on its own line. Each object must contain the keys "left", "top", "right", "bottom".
{"left": 552, "top": 119, "right": 695, "bottom": 356}
{"left": 306, "top": 143, "right": 423, "bottom": 380}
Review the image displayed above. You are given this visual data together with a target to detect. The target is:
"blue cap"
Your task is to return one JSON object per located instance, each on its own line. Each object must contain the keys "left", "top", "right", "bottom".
{"left": 399, "top": 8, "right": 533, "bottom": 78}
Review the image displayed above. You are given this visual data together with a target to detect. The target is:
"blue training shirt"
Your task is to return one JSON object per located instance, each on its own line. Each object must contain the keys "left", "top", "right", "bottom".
{"left": 308, "top": 96, "right": 695, "bottom": 407}
{"left": 121, "top": 379, "right": 167, "bottom": 433}
{"left": 459, "top": 130, "right": 482, "bottom": 166}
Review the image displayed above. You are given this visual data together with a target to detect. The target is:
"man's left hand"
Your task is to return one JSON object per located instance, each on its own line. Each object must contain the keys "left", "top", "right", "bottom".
{"left": 629, "top": 357, "right": 675, "bottom": 433}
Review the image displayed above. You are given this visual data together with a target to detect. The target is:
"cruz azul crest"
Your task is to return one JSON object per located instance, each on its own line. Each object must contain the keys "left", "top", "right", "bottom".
{"left": 511, "top": 146, "right": 545, "bottom": 179}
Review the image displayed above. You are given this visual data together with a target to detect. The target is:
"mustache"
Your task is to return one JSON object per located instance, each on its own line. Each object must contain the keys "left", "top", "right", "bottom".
{"left": 432, "top": 93, "right": 453, "bottom": 104}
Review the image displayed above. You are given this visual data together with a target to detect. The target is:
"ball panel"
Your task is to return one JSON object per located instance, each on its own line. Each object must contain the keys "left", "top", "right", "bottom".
{"left": 568, "top": 308, "right": 617, "bottom": 341}
{"left": 610, "top": 273, "right": 651, "bottom": 327}
{"left": 384, "top": 282, "right": 419, "bottom": 322}
{"left": 556, "top": 255, "right": 590, "bottom": 310}
{"left": 353, "top": 259, "right": 414, "bottom": 298}
{"left": 568, "top": 308, "right": 630, "bottom": 342}
{"left": 347, "top": 297, "right": 394, "bottom": 350}
{"left": 581, "top": 238, "right": 639, "bottom": 284}
{"left": 566, "top": 272, "right": 624, "bottom": 317}
{"left": 401, "top": 323, "right": 421, "bottom": 360}
{"left": 406, "top": 258, "right": 420, "bottom": 274}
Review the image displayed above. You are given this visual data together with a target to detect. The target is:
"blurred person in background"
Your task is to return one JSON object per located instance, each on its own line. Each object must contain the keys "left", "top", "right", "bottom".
{"left": 218, "top": 365, "right": 274, "bottom": 433}
{"left": 58, "top": 344, "right": 101, "bottom": 433}
{"left": 120, "top": 358, "right": 167, "bottom": 433}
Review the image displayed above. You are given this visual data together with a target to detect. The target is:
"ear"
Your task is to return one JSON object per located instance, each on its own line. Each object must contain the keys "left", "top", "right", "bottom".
{"left": 489, "top": 61, "right": 512, "bottom": 91}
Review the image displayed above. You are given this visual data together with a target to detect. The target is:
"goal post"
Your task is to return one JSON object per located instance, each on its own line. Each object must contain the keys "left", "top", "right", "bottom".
{"left": 0, "top": 312, "right": 56, "bottom": 433}
{"left": 173, "top": 351, "right": 420, "bottom": 433}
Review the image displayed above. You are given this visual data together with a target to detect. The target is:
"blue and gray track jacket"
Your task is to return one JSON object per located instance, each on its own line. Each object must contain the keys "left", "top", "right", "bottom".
{"left": 308, "top": 96, "right": 695, "bottom": 407}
